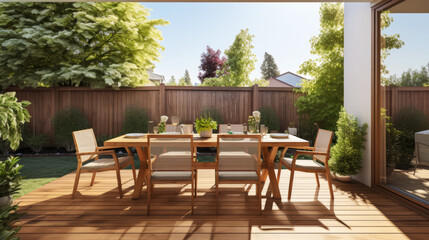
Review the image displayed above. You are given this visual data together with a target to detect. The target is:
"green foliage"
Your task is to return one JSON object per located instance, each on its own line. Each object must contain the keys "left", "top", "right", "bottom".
{"left": 195, "top": 114, "right": 217, "bottom": 133}
{"left": 167, "top": 76, "right": 177, "bottom": 86}
{"left": 296, "top": 3, "right": 403, "bottom": 131}
{"left": 0, "top": 2, "right": 168, "bottom": 89}
{"left": 52, "top": 107, "right": 90, "bottom": 151}
{"left": 0, "top": 156, "right": 23, "bottom": 197}
{"left": 121, "top": 106, "right": 149, "bottom": 134}
{"left": 393, "top": 108, "right": 429, "bottom": 168}
{"left": 382, "top": 109, "right": 403, "bottom": 166}
{"left": 0, "top": 203, "right": 23, "bottom": 240}
{"left": 258, "top": 107, "right": 280, "bottom": 132}
{"left": 0, "top": 92, "right": 31, "bottom": 150}
{"left": 24, "top": 134, "right": 48, "bottom": 153}
{"left": 202, "top": 29, "right": 262, "bottom": 87}
{"left": 386, "top": 63, "right": 429, "bottom": 87}
{"left": 329, "top": 107, "right": 368, "bottom": 176}
{"left": 96, "top": 135, "right": 113, "bottom": 147}
{"left": 201, "top": 107, "right": 223, "bottom": 133}
{"left": 260, "top": 52, "right": 280, "bottom": 79}
{"left": 178, "top": 70, "right": 192, "bottom": 86}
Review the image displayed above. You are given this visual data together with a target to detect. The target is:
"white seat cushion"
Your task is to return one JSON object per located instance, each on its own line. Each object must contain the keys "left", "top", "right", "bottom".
{"left": 152, "top": 151, "right": 192, "bottom": 171}
{"left": 81, "top": 156, "right": 132, "bottom": 171}
{"left": 218, "top": 171, "right": 259, "bottom": 181}
{"left": 151, "top": 171, "right": 192, "bottom": 181}
{"left": 281, "top": 158, "right": 325, "bottom": 171}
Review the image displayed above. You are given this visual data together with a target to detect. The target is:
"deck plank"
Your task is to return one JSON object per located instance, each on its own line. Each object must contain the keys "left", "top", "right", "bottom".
{"left": 16, "top": 169, "right": 429, "bottom": 240}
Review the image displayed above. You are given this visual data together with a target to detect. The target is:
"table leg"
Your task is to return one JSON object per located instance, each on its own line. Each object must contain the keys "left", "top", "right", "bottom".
{"left": 132, "top": 147, "right": 148, "bottom": 200}
{"left": 261, "top": 146, "right": 281, "bottom": 199}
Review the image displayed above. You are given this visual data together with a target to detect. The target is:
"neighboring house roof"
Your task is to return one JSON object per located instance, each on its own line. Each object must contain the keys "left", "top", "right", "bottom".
{"left": 268, "top": 71, "right": 305, "bottom": 88}
{"left": 146, "top": 69, "right": 165, "bottom": 86}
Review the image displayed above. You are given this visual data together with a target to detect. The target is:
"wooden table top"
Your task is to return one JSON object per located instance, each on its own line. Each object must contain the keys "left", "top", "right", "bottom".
{"left": 104, "top": 134, "right": 309, "bottom": 148}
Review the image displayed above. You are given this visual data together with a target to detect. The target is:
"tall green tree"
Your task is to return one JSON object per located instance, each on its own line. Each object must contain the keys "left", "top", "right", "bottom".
{"left": 260, "top": 52, "right": 280, "bottom": 79}
{"left": 296, "top": 3, "right": 402, "bottom": 131}
{"left": 0, "top": 2, "right": 168, "bottom": 90}
{"left": 167, "top": 76, "right": 177, "bottom": 86}
{"left": 178, "top": 70, "right": 192, "bottom": 86}
{"left": 387, "top": 63, "right": 429, "bottom": 87}
{"left": 202, "top": 29, "right": 260, "bottom": 87}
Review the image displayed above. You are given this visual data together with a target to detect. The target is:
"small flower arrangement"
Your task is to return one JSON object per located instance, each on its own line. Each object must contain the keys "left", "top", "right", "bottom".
{"left": 248, "top": 111, "right": 261, "bottom": 133}
{"left": 158, "top": 115, "right": 168, "bottom": 133}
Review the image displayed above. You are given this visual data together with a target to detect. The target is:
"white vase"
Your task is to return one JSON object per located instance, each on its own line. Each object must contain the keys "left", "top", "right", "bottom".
{"left": 199, "top": 129, "right": 212, "bottom": 138}
{"left": 288, "top": 127, "right": 297, "bottom": 136}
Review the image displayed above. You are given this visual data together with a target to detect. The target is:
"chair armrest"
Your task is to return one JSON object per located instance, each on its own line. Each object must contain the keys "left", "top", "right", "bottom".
{"left": 76, "top": 150, "right": 115, "bottom": 156}
{"left": 294, "top": 150, "right": 329, "bottom": 156}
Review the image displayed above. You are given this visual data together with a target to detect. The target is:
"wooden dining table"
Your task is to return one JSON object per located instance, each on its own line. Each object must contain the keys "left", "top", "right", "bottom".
{"left": 104, "top": 134, "right": 309, "bottom": 200}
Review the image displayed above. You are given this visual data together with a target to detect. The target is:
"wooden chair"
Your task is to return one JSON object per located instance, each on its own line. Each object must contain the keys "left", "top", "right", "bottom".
{"left": 215, "top": 134, "right": 262, "bottom": 214}
{"left": 219, "top": 124, "right": 245, "bottom": 133}
{"left": 72, "top": 129, "right": 136, "bottom": 199}
{"left": 277, "top": 129, "right": 334, "bottom": 200}
{"left": 146, "top": 134, "right": 196, "bottom": 215}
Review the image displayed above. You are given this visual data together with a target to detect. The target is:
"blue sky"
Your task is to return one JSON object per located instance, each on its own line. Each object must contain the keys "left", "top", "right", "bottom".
{"left": 383, "top": 13, "right": 429, "bottom": 77}
{"left": 142, "top": 3, "right": 321, "bottom": 84}
{"left": 141, "top": 3, "right": 429, "bottom": 84}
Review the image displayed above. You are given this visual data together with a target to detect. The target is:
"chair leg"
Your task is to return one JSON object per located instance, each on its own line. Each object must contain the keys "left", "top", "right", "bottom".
{"left": 315, "top": 172, "right": 320, "bottom": 187}
{"left": 191, "top": 171, "right": 195, "bottom": 215}
{"left": 287, "top": 168, "right": 295, "bottom": 201}
{"left": 90, "top": 172, "right": 96, "bottom": 186}
{"left": 115, "top": 167, "right": 123, "bottom": 199}
{"left": 72, "top": 168, "right": 81, "bottom": 199}
{"left": 194, "top": 169, "right": 198, "bottom": 198}
{"left": 216, "top": 172, "right": 219, "bottom": 215}
{"left": 257, "top": 180, "right": 262, "bottom": 215}
{"left": 326, "top": 170, "right": 334, "bottom": 199}
{"left": 147, "top": 177, "right": 151, "bottom": 215}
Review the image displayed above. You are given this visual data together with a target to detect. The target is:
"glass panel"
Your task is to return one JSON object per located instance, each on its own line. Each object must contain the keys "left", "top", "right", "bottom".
{"left": 379, "top": 0, "right": 429, "bottom": 204}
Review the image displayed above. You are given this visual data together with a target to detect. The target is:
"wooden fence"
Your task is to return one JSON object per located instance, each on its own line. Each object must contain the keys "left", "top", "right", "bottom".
{"left": 11, "top": 85, "right": 302, "bottom": 139}
{"left": 383, "top": 87, "right": 429, "bottom": 121}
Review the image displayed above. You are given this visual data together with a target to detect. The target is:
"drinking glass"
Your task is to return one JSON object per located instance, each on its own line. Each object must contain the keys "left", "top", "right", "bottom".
{"left": 153, "top": 126, "right": 159, "bottom": 134}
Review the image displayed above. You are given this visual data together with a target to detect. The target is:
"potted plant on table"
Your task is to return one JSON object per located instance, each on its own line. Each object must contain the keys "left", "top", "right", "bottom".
{"left": 195, "top": 114, "right": 217, "bottom": 138}
{"left": 248, "top": 111, "right": 261, "bottom": 134}
{"left": 329, "top": 107, "right": 368, "bottom": 182}
{"left": 158, "top": 115, "right": 168, "bottom": 133}
{"left": 288, "top": 122, "right": 298, "bottom": 136}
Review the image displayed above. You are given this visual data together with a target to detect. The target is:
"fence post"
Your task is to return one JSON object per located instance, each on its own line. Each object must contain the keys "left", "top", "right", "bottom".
{"left": 159, "top": 83, "right": 165, "bottom": 116}
{"left": 252, "top": 84, "right": 259, "bottom": 111}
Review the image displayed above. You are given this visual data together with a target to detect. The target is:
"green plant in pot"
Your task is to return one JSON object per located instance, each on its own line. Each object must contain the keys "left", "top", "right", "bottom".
{"left": 0, "top": 157, "right": 23, "bottom": 206}
{"left": 329, "top": 107, "right": 368, "bottom": 182}
{"left": 383, "top": 109, "right": 403, "bottom": 181}
{"left": 195, "top": 114, "right": 217, "bottom": 138}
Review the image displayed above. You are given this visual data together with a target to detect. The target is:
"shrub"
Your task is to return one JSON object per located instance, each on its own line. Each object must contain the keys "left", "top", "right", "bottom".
{"left": 383, "top": 109, "right": 403, "bottom": 166}
{"left": 393, "top": 108, "right": 429, "bottom": 168}
{"left": 329, "top": 107, "right": 368, "bottom": 176}
{"left": 52, "top": 107, "right": 90, "bottom": 152}
{"left": 96, "top": 135, "right": 113, "bottom": 147}
{"left": 297, "top": 116, "right": 318, "bottom": 145}
{"left": 258, "top": 107, "right": 280, "bottom": 132}
{"left": 22, "top": 125, "right": 48, "bottom": 153}
{"left": 121, "top": 106, "right": 149, "bottom": 134}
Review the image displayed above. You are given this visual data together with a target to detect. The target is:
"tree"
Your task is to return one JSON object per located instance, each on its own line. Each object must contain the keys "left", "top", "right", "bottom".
{"left": 178, "top": 70, "right": 192, "bottom": 86}
{"left": 202, "top": 29, "right": 258, "bottom": 87}
{"left": 260, "top": 52, "right": 280, "bottom": 79}
{"left": 296, "top": 3, "right": 402, "bottom": 131}
{"left": 167, "top": 76, "right": 177, "bottom": 86}
{"left": 198, "top": 46, "right": 226, "bottom": 83}
{"left": 387, "top": 63, "right": 429, "bottom": 87}
{"left": 0, "top": 2, "right": 168, "bottom": 90}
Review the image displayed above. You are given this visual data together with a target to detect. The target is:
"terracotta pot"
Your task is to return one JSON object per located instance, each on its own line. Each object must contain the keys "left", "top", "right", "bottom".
{"left": 199, "top": 129, "right": 212, "bottom": 138}
{"left": 331, "top": 172, "right": 353, "bottom": 182}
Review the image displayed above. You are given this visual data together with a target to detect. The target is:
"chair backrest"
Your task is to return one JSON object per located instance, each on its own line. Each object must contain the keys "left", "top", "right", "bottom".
{"left": 415, "top": 130, "right": 429, "bottom": 164}
{"left": 217, "top": 134, "right": 261, "bottom": 171}
{"left": 148, "top": 134, "right": 193, "bottom": 171}
{"left": 219, "top": 124, "right": 245, "bottom": 133}
{"left": 72, "top": 129, "right": 98, "bottom": 162}
{"left": 313, "top": 129, "right": 334, "bottom": 164}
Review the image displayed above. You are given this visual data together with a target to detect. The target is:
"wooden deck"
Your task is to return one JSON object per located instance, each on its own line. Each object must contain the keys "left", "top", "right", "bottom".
{"left": 16, "top": 169, "right": 429, "bottom": 240}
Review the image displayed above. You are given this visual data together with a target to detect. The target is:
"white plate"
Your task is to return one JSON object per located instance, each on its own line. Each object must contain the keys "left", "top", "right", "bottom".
{"left": 270, "top": 133, "right": 289, "bottom": 139}
{"left": 125, "top": 133, "right": 146, "bottom": 138}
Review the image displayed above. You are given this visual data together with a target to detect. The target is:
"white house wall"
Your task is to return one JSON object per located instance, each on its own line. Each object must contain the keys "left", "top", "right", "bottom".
{"left": 344, "top": 2, "right": 372, "bottom": 186}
